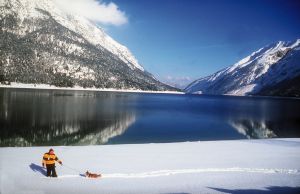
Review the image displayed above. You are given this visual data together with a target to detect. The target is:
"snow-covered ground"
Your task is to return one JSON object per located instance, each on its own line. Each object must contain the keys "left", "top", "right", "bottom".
{"left": 1, "top": 139, "right": 300, "bottom": 194}
{"left": 0, "top": 83, "right": 184, "bottom": 95}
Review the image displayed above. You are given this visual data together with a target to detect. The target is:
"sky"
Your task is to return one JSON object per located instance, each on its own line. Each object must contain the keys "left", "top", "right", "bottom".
{"left": 60, "top": 0, "right": 300, "bottom": 88}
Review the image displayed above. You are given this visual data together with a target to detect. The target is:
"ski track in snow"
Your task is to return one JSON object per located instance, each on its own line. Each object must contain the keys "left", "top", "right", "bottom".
{"left": 42, "top": 168, "right": 300, "bottom": 179}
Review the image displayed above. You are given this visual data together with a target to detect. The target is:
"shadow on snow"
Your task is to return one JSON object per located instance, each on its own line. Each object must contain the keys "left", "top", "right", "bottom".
{"left": 29, "top": 163, "right": 86, "bottom": 177}
{"left": 208, "top": 186, "right": 300, "bottom": 194}
{"left": 29, "top": 163, "right": 47, "bottom": 176}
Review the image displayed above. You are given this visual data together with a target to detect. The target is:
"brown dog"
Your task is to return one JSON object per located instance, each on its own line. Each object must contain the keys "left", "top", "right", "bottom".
{"left": 85, "top": 171, "right": 101, "bottom": 178}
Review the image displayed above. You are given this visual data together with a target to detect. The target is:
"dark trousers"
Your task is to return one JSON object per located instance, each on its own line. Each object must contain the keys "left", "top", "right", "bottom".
{"left": 46, "top": 164, "right": 57, "bottom": 177}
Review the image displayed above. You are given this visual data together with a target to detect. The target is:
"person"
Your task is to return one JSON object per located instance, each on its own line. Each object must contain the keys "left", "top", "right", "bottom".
{"left": 42, "top": 148, "right": 62, "bottom": 177}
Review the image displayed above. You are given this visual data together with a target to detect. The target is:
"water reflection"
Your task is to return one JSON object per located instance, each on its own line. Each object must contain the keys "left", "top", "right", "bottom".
{"left": 230, "top": 119, "right": 277, "bottom": 139}
{"left": 1, "top": 89, "right": 300, "bottom": 146}
{"left": 73, "top": 113, "right": 135, "bottom": 145}
{"left": 0, "top": 89, "right": 136, "bottom": 146}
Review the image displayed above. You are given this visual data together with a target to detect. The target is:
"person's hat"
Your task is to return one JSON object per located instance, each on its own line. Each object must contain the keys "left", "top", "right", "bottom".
{"left": 49, "top": 148, "right": 54, "bottom": 152}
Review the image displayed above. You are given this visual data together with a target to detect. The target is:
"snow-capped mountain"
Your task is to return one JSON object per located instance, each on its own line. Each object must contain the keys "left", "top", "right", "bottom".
{"left": 0, "top": 0, "right": 175, "bottom": 91}
{"left": 185, "top": 39, "right": 300, "bottom": 97}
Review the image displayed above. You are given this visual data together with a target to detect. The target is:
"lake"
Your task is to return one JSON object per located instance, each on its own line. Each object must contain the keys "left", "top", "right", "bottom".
{"left": 0, "top": 88, "right": 300, "bottom": 147}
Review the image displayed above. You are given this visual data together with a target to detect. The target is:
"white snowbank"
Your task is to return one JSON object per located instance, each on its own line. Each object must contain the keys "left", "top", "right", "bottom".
{"left": 0, "top": 82, "right": 184, "bottom": 95}
{"left": 1, "top": 139, "right": 300, "bottom": 194}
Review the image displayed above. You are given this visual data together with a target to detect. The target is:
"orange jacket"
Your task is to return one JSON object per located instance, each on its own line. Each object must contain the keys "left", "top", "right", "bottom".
{"left": 42, "top": 152, "right": 61, "bottom": 165}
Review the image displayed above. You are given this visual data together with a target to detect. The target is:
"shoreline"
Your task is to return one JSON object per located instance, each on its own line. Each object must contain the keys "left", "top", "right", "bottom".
{"left": 0, "top": 83, "right": 184, "bottom": 95}
{"left": 1, "top": 83, "right": 299, "bottom": 99}
{"left": 189, "top": 91, "right": 300, "bottom": 100}
{"left": 1, "top": 138, "right": 300, "bottom": 148}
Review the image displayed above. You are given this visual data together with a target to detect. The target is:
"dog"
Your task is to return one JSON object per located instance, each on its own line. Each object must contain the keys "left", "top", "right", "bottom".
{"left": 85, "top": 171, "right": 101, "bottom": 178}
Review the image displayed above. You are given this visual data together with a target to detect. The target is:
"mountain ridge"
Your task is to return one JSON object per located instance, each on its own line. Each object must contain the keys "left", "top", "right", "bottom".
{"left": 0, "top": 0, "right": 176, "bottom": 91}
{"left": 185, "top": 39, "right": 300, "bottom": 97}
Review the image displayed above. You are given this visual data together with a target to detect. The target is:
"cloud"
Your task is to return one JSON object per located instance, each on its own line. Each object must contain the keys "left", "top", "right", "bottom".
{"left": 54, "top": 0, "right": 128, "bottom": 26}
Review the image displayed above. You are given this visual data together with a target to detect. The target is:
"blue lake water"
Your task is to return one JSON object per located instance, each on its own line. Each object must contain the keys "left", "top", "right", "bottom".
{"left": 0, "top": 88, "right": 300, "bottom": 146}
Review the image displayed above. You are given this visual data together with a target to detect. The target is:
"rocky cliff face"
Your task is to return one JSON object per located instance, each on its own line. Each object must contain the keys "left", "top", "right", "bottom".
{"left": 0, "top": 0, "right": 175, "bottom": 91}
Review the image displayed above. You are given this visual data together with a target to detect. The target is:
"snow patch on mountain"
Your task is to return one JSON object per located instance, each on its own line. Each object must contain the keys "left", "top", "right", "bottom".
{"left": 53, "top": 64, "right": 96, "bottom": 81}
{"left": 185, "top": 39, "right": 300, "bottom": 96}
{"left": 3, "top": 0, "right": 143, "bottom": 71}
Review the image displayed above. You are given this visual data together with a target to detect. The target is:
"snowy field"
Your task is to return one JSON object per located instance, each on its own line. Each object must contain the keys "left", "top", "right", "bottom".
{"left": 0, "top": 83, "right": 184, "bottom": 95}
{"left": 1, "top": 139, "right": 300, "bottom": 194}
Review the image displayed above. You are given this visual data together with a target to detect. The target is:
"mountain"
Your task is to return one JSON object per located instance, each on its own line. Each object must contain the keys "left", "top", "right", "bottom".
{"left": 185, "top": 39, "right": 300, "bottom": 97}
{"left": 0, "top": 0, "right": 175, "bottom": 91}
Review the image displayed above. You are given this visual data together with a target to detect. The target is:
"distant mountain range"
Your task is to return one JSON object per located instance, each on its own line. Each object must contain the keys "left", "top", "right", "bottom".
{"left": 185, "top": 39, "right": 300, "bottom": 97}
{"left": 0, "top": 0, "right": 175, "bottom": 91}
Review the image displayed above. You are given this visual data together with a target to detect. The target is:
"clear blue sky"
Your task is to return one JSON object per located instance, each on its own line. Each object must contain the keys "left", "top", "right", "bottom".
{"left": 104, "top": 0, "right": 300, "bottom": 86}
